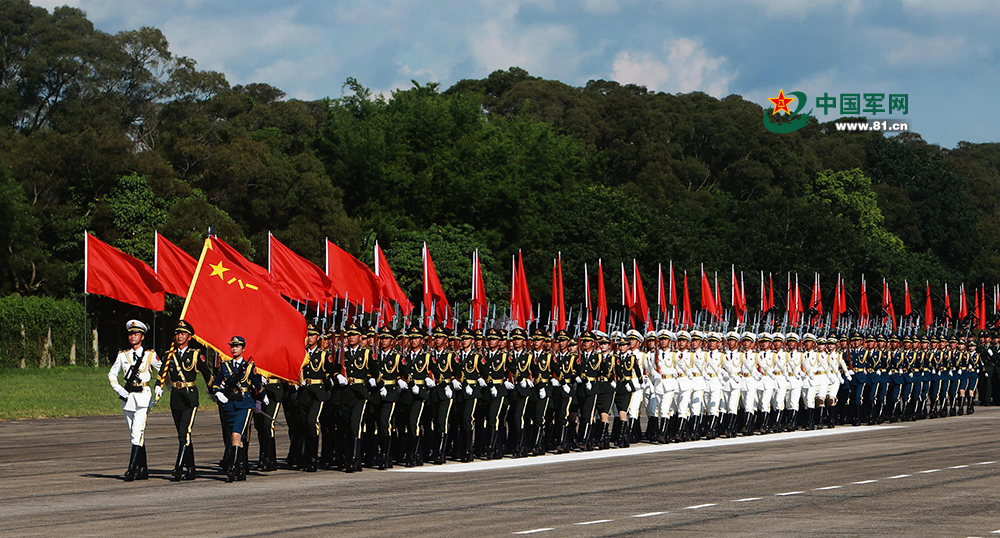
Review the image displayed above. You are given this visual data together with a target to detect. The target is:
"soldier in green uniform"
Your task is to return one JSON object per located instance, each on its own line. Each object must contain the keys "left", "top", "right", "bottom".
{"left": 548, "top": 331, "right": 575, "bottom": 453}
{"left": 527, "top": 331, "right": 554, "bottom": 456}
{"left": 338, "top": 323, "right": 372, "bottom": 472}
{"left": 297, "top": 323, "right": 330, "bottom": 472}
{"left": 371, "top": 327, "right": 402, "bottom": 469}
{"left": 576, "top": 331, "right": 601, "bottom": 450}
{"left": 427, "top": 326, "right": 457, "bottom": 464}
{"left": 982, "top": 333, "right": 997, "bottom": 406}
{"left": 481, "top": 328, "right": 510, "bottom": 459}
{"left": 507, "top": 328, "right": 532, "bottom": 457}
{"left": 159, "top": 320, "right": 212, "bottom": 480}
{"left": 455, "top": 328, "right": 483, "bottom": 462}
{"left": 613, "top": 332, "right": 642, "bottom": 448}
{"left": 402, "top": 328, "right": 432, "bottom": 467}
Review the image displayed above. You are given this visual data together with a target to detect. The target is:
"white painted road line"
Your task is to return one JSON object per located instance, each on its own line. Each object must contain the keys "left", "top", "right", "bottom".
{"left": 950, "top": 465, "right": 970, "bottom": 469}
{"left": 513, "top": 529, "right": 554, "bottom": 535}
{"left": 575, "top": 520, "right": 613, "bottom": 526}
{"left": 989, "top": 529, "right": 1000, "bottom": 534}
{"left": 976, "top": 461, "right": 997, "bottom": 465}
{"left": 631, "top": 512, "right": 667, "bottom": 518}
{"left": 852, "top": 480, "right": 878, "bottom": 484}
{"left": 733, "top": 497, "right": 762, "bottom": 502}
{"left": 684, "top": 503, "right": 717, "bottom": 510}
{"left": 776, "top": 491, "right": 804, "bottom": 496}
{"left": 919, "top": 469, "right": 941, "bottom": 473}
{"left": 393, "top": 426, "right": 905, "bottom": 473}
{"left": 887, "top": 474, "right": 911, "bottom": 479}
{"left": 814, "top": 486, "right": 843, "bottom": 490}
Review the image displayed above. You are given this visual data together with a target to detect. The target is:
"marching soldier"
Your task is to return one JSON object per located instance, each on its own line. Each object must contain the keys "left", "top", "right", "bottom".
{"left": 550, "top": 331, "right": 576, "bottom": 453}
{"left": 402, "top": 328, "right": 432, "bottom": 467}
{"left": 528, "top": 331, "right": 554, "bottom": 455}
{"left": 507, "top": 328, "right": 532, "bottom": 457}
{"left": 158, "top": 320, "right": 212, "bottom": 480}
{"left": 339, "top": 323, "right": 372, "bottom": 472}
{"left": 209, "top": 336, "right": 265, "bottom": 482}
{"left": 613, "top": 332, "right": 642, "bottom": 447}
{"left": 455, "top": 328, "right": 483, "bottom": 462}
{"left": 481, "top": 328, "right": 510, "bottom": 459}
{"left": 372, "top": 327, "right": 403, "bottom": 469}
{"left": 427, "top": 326, "right": 457, "bottom": 464}
{"left": 297, "top": 324, "right": 329, "bottom": 472}
{"left": 108, "top": 320, "right": 162, "bottom": 481}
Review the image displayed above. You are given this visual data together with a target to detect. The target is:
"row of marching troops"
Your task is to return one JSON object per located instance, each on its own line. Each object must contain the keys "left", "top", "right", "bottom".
{"left": 109, "top": 317, "right": 995, "bottom": 482}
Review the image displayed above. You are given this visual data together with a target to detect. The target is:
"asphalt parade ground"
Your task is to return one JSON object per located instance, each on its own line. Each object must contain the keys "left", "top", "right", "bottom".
{"left": 2, "top": 409, "right": 999, "bottom": 537}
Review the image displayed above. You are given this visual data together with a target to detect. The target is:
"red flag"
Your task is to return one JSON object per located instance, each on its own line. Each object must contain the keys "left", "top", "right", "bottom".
{"left": 859, "top": 275, "right": 869, "bottom": 327}
{"left": 681, "top": 271, "right": 692, "bottom": 328}
{"left": 633, "top": 260, "right": 651, "bottom": 328}
{"left": 787, "top": 273, "right": 795, "bottom": 324}
{"left": 924, "top": 282, "right": 933, "bottom": 330}
{"left": 374, "top": 242, "right": 414, "bottom": 322}
{"left": 809, "top": 273, "right": 823, "bottom": 318}
{"left": 472, "top": 250, "right": 488, "bottom": 329}
{"left": 732, "top": 268, "right": 745, "bottom": 323}
{"left": 269, "top": 233, "right": 332, "bottom": 308}
{"left": 326, "top": 240, "right": 379, "bottom": 312}
{"left": 768, "top": 273, "right": 775, "bottom": 312}
{"left": 509, "top": 250, "right": 533, "bottom": 329}
{"left": 760, "top": 271, "right": 767, "bottom": 312}
{"left": 884, "top": 280, "right": 896, "bottom": 330}
{"left": 658, "top": 263, "right": 668, "bottom": 318}
{"left": 944, "top": 283, "right": 952, "bottom": 319}
{"left": 180, "top": 236, "right": 305, "bottom": 381}
{"left": 85, "top": 232, "right": 164, "bottom": 311}
{"left": 903, "top": 280, "right": 912, "bottom": 316}
{"left": 794, "top": 275, "right": 804, "bottom": 325}
{"left": 155, "top": 231, "right": 197, "bottom": 298}
{"left": 701, "top": 265, "right": 718, "bottom": 320}
{"left": 622, "top": 262, "right": 634, "bottom": 311}
{"left": 597, "top": 259, "right": 608, "bottom": 332}
{"left": 423, "top": 243, "right": 451, "bottom": 328}
{"left": 551, "top": 258, "right": 559, "bottom": 329}
{"left": 830, "top": 275, "right": 841, "bottom": 327}
{"left": 959, "top": 284, "right": 968, "bottom": 319}
{"left": 557, "top": 253, "right": 566, "bottom": 331}
{"left": 979, "top": 285, "right": 987, "bottom": 330}
{"left": 214, "top": 236, "right": 271, "bottom": 284}
{"left": 669, "top": 261, "right": 678, "bottom": 325}
{"left": 714, "top": 272, "right": 722, "bottom": 320}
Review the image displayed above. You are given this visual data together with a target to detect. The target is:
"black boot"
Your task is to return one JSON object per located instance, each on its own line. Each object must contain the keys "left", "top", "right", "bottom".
{"left": 956, "top": 396, "right": 965, "bottom": 416}
{"left": 620, "top": 418, "right": 632, "bottom": 448}
{"left": 172, "top": 444, "right": 187, "bottom": 481}
{"left": 350, "top": 437, "right": 363, "bottom": 472}
{"left": 645, "top": 416, "right": 659, "bottom": 443}
{"left": 225, "top": 446, "right": 239, "bottom": 482}
{"left": 690, "top": 415, "right": 702, "bottom": 440}
{"left": 134, "top": 445, "right": 148, "bottom": 480}
{"left": 630, "top": 418, "right": 642, "bottom": 443}
{"left": 676, "top": 418, "right": 689, "bottom": 442}
{"left": 434, "top": 432, "right": 448, "bottom": 464}
{"left": 657, "top": 417, "right": 669, "bottom": 443}
{"left": 303, "top": 437, "right": 318, "bottom": 472}
{"left": 949, "top": 396, "right": 958, "bottom": 417}
{"left": 234, "top": 446, "right": 248, "bottom": 481}
{"left": 378, "top": 433, "right": 393, "bottom": 470}
{"left": 599, "top": 422, "right": 610, "bottom": 450}
{"left": 967, "top": 397, "right": 975, "bottom": 415}
{"left": 123, "top": 444, "right": 140, "bottom": 481}
{"left": 610, "top": 418, "right": 622, "bottom": 448}
{"left": 787, "top": 410, "right": 798, "bottom": 432}
{"left": 183, "top": 444, "right": 197, "bottom": 480}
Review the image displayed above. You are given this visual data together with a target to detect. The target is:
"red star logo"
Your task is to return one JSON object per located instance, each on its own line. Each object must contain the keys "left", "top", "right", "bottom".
{"left": 768, "top": 88, "right": 795, "bottom": 115}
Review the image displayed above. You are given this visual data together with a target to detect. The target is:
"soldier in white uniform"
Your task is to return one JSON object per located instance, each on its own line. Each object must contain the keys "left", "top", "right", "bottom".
{"left": 703, "top": 333, "right": 725, "bottom": 439}
{"left": 686, "top": 331, "right": 708, "bottom": 440}
{"left": 771, "top": 334, "right": 790, "bottom": 432}
{"left": 721, "top": 332, "right": 743, "bottom": 437}
{"left": 785, "top": 333, "right": 805, "bottom": 432}
{"left": 800, "top": 334, "right": 821, "bottom": 430}
{"left": 739, "top": 332, "right": 760, "bottom": 435}
{"left": 641, "top": 331, "right": 660, "bottom": 442}
{"left": 108, "top": 320, "right": 163, "bottom": 481}
{"left": 673, "top": 331, "right": 695, "bottom": 441}
{"left": 827, "top": 337, "right": 852, "bottom": 427}
{"left": 655, "top": 331, "right": 679, "bottom": 442}
{"left": 626, "top": 330, "right": 648, "bottom": 443}
{"left": 756, "top": 333, "right": 777, "bottom": 434}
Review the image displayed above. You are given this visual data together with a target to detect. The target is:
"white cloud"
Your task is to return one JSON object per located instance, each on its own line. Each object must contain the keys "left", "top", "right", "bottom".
{"left": 467, "top": 18, "right": 580, "bottom": 78}
{"left": 580, "top": 0, "right": 623, "bottom": 16}
{"left": 610, "top": 37, "right": 736, "bottom": 96}
{"left": 882, "top": 32, "right": 990, "bottom": 68}
{"left": 900, "top": 0, "right": 1000, "bottom": 16}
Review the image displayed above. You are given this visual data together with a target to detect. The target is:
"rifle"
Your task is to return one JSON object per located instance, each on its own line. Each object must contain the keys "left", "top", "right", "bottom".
{"left": 122, "top": 350, "right": 145, "bottom": 396}
{"left": 224, "top": 358, "right": 251, "bottom": 401}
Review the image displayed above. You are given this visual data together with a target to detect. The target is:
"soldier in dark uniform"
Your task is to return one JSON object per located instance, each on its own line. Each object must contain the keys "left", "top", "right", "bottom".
{"left": 455, "top": 328, "right": 483, "bottom": 462}
{"left": 339, "top": 323, "right": 372, "bottom": 472}
{"left": 427, "top": 326, "right": 457, "bottom": 464}
{"left": 402, "top": 328, "right": 432, "bottom": 467}
{"left": 527, "top": 331, "right": 553, "bottom": 456}
{"left": 371, "top": 327, "right": 402, "bottom": 469}
{"left": 549, "top": 331, "right": 575, "bottom": 453}
{"left": 297, "top": 324, "right": 330, "bottom": 472}
{"left": 209, "top": 336, "right": 265, "bottom": 482}
{"left": 867, "top": 335, "right": 888, "bottom": 424}
{"left": 481, "top": 328, "right": 510, "bottom": 459}
{"left": 594, "top": 332, "right": 616, "bottom": 449}
{"left": 507, "top": 328, "right": 533, "bottom": 457}
{"left": 847, "top": 332, "right": 868, "bottom": 426}
{"left": 885, "top": 335, "right": 905, "bottom": 423}
{"left": 159, "top": 320, "right": 212, "bottom": 480}
{"left": 613, "top": 333, "right": 642, "bottom": 447}
{"left": 980, "top": 333, "right": 996, "bottom": 406}
{"left": 576, "top": 331, "right": 601, "bottom": 450}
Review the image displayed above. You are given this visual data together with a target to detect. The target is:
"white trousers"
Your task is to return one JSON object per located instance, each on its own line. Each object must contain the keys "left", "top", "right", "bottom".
{"left": 124, "top": 407, "right": 149, "bottom": 446}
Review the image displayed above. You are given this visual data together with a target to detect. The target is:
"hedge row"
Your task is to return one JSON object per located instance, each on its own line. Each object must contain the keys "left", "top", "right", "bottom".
{"left": 0, "top": 295, "right": 90, "bottom": 368}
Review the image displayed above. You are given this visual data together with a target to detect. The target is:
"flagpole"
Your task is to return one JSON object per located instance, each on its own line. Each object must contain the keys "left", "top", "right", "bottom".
{"left": 83, "top": 231, "right": 88, "bottom": 379}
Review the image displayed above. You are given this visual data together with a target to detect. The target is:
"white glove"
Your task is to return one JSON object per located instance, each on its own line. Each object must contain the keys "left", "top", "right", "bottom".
{"left": 154, "top": 385, "right": 163, "bottom": 399}
{"left": 586, "top": 381, "right": 593, "bottom": 391}
{"left": 477, "top": 378, "right": 487, "bottom": 387}
{"left": 425, "top": 377, "right": 436, "bottom": 388}
{"left": 519, "top": 379, "right": 527, "bottom": 389}
{"left": 444, "top": 386, "right": 453, "bottom": 399}
{"left": 397, "top": 379, "right": 409, "bottom": 390}
{"left": 114, "top": 387, "right": 129, "bottom": 400}
{"left": 752, "top": 372, "right": 762, "bottom": 382}
{"left": 526, "top": 379, "right": 534, "bottom": 388}
{"left": 368, "top": 378, "right": 377, "bottom": 387}
{"left": 504, "top": 381, "right": 515, "bottom": 391}
{"left": 631, "top": 379, "right": 642, "bottom": 392}
{"left": 215, "top": 392, "right": 229, "bottom": 404}
{"left": 563, "top": 384, "right": 571, "bottom": 394}
{"left": 452, "top": 379, "right": 462, "bottom": 390}
{"left": 490, "top": 387, "right": 498, "bottom": 398}
{"left": 411, "top": 385, "right": 420, "bottom": 395}
{"left": 380, "top": 387, "right": 388, "bottom": 398}
{"left": 848, "top": 369, "right": 855, "bottom": 376}
{"left": 551, "top": 379, "right": 560, "bottom": 387}
{"left": 575, "top": 376, "right": 582, "bottom": 384}
{"left": 539, "top": 388, "right": 546, "bottom": 399}
{"left": 465, "top": 385, "right": 473, "bottom": 396}
{"left": 262, "top": 395, "right": 270, "bottom": 406}
{"left": 336, "top": 374, "right": 348, "bottom": 385}
{"left": 876, "top": 369, "right": 882, "bottom": 376}
{"left": 611, "top": 380, "right": 617, "bottom": 389}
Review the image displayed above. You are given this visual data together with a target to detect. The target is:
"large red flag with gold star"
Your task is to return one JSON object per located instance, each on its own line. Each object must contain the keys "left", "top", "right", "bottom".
{"left": 180, "top": 237, "right": 306, "bottom": 381}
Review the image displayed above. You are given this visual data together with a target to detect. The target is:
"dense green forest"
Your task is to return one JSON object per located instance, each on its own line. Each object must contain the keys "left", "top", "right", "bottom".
{"left": 2, "top": 1, "right": 999, "bottom": 362}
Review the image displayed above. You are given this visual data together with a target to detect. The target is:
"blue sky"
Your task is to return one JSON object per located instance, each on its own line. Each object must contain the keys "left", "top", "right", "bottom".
{"left": 38, "top": 0, "right": 1000, "bottom": 148}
